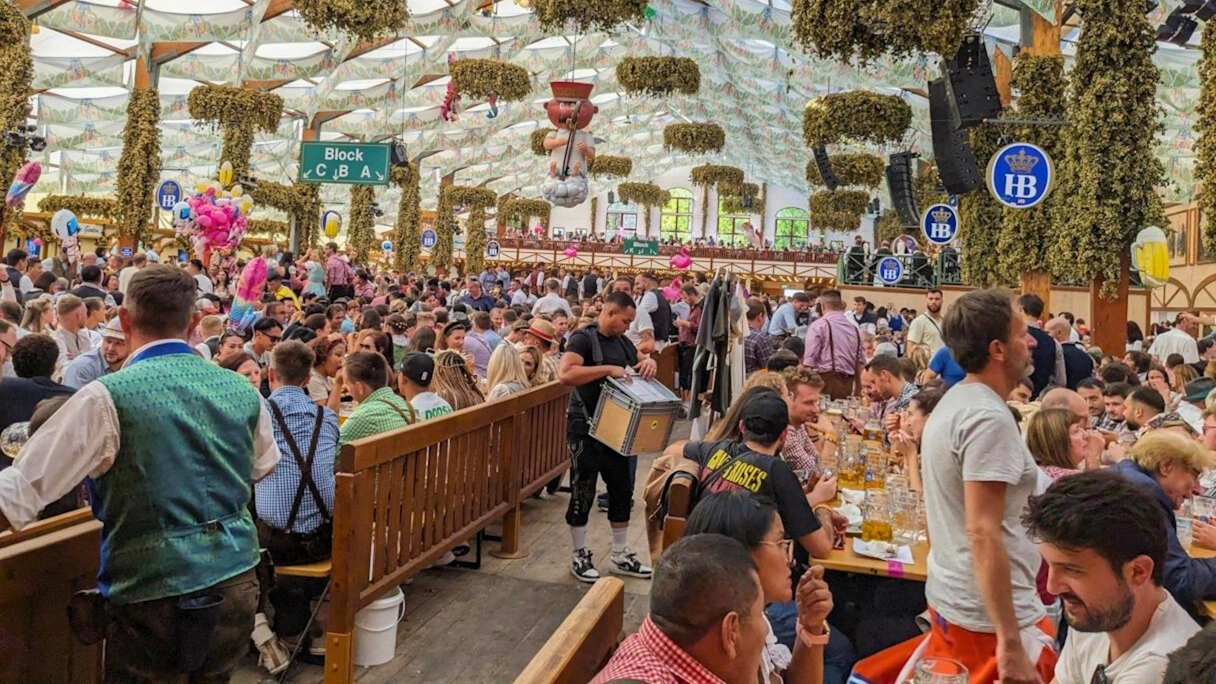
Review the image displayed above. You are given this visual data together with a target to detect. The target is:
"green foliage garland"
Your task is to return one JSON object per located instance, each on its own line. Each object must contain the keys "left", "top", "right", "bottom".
{"left": 720, "top": 182, "right": 764, "bottom": 215}
{"left": 588, "top": 155, "right": 632, "bottom": 178}
{"left": 806, "top": 153, "right": 885, "bottom": 189}
{"left": 802, "top": 92, "right": 912, "bottom": 148}
{"left": 114, "top": 89, "right": 162, "bottom": 243}
{"left": 531, "top": 128, "right": 554, "bottom": 156}
{"left": 0, "top": 4, "right": 33, "bottom": 239}
{"left": 187, "top": 85, "right": 283, "bottom": 182}
{"left": 663, "top": 123, "right": 725, "bottom": 154}
{"left": 39, "top": 195, "right": 118, "bottom": 219}
{"left": 691, "top": 164, "right": 744, "bottom": 188}
{"left": 1199, "top": 24, "right": 1216, "bottom": 256}
{"left": 1048, "top": 0, "right": 1166, "bottom": 299}
{"left": 618, "top": 182, "right": 670, "bottom": 235}
{"left": 392, "top": 164, "right": 422, "bottom": 273}
{"left": 617, "top": 57, "right": 700, "bottom": 96}
{"left": 590, "top": 196, "right": 598, "bottom": 235}
{"left": 958, "top": 124, "right": 1006, "bottom": 287}
{"left": 435, "top": 185, "right": 496, "bottom": 271}
{"left": 791, "top": 0, "right": 979, "bottom": 62}
{"left": 246, "top": 219, "right": 288, "bottom": 239}
{"left": 450, "top": 60, "right": 532, "bottom": 102}
{"left": 294, "top": 0, "right": 409, "bottom": 41}
{"left": 809, "top": 189, "right": 870, "bottom": 231}
{"left": 465, "top": 204, "right": 489, "bottom": 276}
{"left": 536, "top": 0, "right": 648, "bottom": 32}
{"left": 252, "top": 181, "right": 322, "bottom": 248}
{"left": 502, "top": 198, "right": 552, "bottom": 227}
{"left": 994, "top": 54, "right": 1067, "bottom": 285}
{"left": 347, "top": 185, "right": 376, "bottom": 266}
{"left": 874, "top": 211, "right": 906, "bottom": 245}
{"left": 913, "top": 166, "right": 948, "bottom": 209}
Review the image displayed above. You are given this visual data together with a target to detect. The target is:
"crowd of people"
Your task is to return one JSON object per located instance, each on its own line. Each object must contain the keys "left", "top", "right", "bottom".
{"left": 5, "top": 236, "right": 1216, "bottom": 683}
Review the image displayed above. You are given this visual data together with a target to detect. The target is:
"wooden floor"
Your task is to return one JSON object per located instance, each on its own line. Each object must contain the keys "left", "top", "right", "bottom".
{"left": 235, "top": 421, "right": 691, "bottom": 683}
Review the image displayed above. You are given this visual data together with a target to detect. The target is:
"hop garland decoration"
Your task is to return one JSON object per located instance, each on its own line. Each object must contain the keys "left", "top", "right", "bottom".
{"left": 0, "top": 4, "right": 34, "bottom": 239}
{"left": 690, "top": 164, "right": 744, "bottom": 188}
{"left": 1199, "top": 24, "right": 1216, "bottom": 256}
{"left": 531, "top": 128, "right": 554, "bottom": 156}
{"left": 434, "top": 185, "right": 496, "bottom": 271}
{"left": 806, "top": 153, "right": 885, "bottom": 189}
{"left": 958, "top": 124, "right": 1007, "bottom": 287}
{"left": 39, "top": 195, "right": 119, "bottom": 219}
{"left": 589, "top": 155, "right": 632, "bottom": 178}
{"left": 187, "top": 85, "right": 283, "bottom": 182}
{"left": 1048, "top": 0, "right": 1166, "bottom": 299}
{"left": 617, "top": 182, "right": 671, "bottom": 235}
{"left": 874, "top": 166, "right": 945, "bottom": 245}
{"left": 809, "top": 189, "right": 870, "bottom": 231}
{"left": 464, "top": 204, "right": 490, "bottom": 276}
{"left": 450, "top": 59, "right": 533, "bottom": 102}
{"left": 246, "top": 219, "right": 288, "bottom": 238}
{"left": 995, "top": 54, "right": 1067, "bottom": 285}
{"left": 294, "top": 0, "right": 409, "bottom": 41}
{"left": 392, "top": 164, "right": 422, "bottom": 273}
{"left": 802, "top": 92, "right": 912, "bottom": 148}
{"left": 501, "top": 198, "right": 552, "bottom": 227}
{"left": 617, "top": 57, "right": 701, "bottom": 96}
{"left": 114, "top": 89, "right": 162, "bottom": 243}
{"left": 252, "top": 181, "right": 322, "bottom": 248}
{"left": 663, "top": 123, "right": 726, "bottom": 154}
{"left": 720, "top": 182, "right": 764, "bottom": 215}
{"left": 536, "top": 0, "right": 648, "bottom": 32}
{"left": 347, "top": 185, "right": 376, "bottom": 266}
{"left": 792, "top": 0, "right": 979, "bottom": 62}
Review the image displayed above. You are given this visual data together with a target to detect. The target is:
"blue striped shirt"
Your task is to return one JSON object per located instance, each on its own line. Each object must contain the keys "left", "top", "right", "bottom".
{"left": 255, "top": 386, "right": 340, "bottom": 533}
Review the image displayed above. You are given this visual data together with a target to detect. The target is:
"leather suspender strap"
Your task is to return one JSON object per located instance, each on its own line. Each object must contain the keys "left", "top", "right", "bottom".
{"left": 826, "top": 320, "right": 837, "bottom": 375}
{"left": 374, "top": 397, "right": 418, "bottom": 427}
{"left": 268, "top": 401, "right": 331, "bottom": 530}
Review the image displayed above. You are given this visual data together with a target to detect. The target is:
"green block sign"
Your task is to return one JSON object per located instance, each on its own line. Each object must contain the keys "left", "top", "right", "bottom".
{"left": 622, "top": 237, "right": 660, "bottom": 256}
{"left": 298, "top": 141, "right": 390, "bottom": 186}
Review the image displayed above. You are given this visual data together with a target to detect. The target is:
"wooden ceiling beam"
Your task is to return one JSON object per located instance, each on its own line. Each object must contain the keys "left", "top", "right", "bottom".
{"left": 16, "top": 0, "right": 73, "bottom": 18}
{"left": 264, "top": 0, "right": 296, "bottom": 20}
{"left": 150, "top": 41, "right": 209, "bottom": 64}
{"left": 243, "top": 78, "right": 294, "bottom": 91}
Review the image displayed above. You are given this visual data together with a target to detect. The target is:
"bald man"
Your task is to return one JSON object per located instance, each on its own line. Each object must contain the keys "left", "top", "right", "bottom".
{"left": 1040, "top": 387, "right": 1089, "bottom": 423}
{"left": 1046, "top": 317, "right": 1094, "bottom": 390}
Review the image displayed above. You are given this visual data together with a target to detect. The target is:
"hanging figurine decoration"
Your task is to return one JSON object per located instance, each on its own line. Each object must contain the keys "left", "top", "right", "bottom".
{"left": 51, "top": 208, "right": 81, "bottom": 267}
{"left": 6, "top": 161, "right": 40, "bottom": 208}
{"left": 541, "top": 81, "right": 598, "bottom": 209}
{"left": 441, "top": 54, "right": 461, "bottom": 122}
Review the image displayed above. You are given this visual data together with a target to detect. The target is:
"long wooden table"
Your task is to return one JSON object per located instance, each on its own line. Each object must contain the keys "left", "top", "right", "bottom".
{"left": 819, "top": 540, "right": 929, "bottom": 582}
{"left": 1187, "top": 543, "right": 1216, "bottom": 618}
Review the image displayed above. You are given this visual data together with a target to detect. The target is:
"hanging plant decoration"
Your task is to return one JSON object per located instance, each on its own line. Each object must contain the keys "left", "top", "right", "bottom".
{"left": 958, "top": 124, "right": 1006, "bottom": 287}
{"left": 874, "top": 210, "right": 906, "bottom": 245}
{"left": 536, "top": 0, "right": 648, "bottom": 33}
{"left": 1049, "top": 0, "right": 1165, "bottom": 299}
{"left": 0, "top": 3, "right": 34, "bottom": 239}
{"left": 809, "top": 189, "right": 870, "bottom": 231}
{"left": 450, "top": 59, "right": 533, "bottom": 102}
{"left": 531, "top": 128, "right": 555, "bottom": 156}
{"left": 294, "top": 0, "right": 409, "bottom": 42}
{"left": 913, "top": 164, "right": 948, "bottom": 210}
{"left": 39, "top": 195, "right": 119, "bottom": 219}
{"left": 347, "top": 185, "right": 376, "bottom": 266}
{"left": 1199, "top": 24, "right": 1216, "bottom": 256}
{"left": 690, "top": 164, "right": 744, "bottom": 188}
{"left": 252, "top": 180, "right": 322, "bottom": 248}
{"left": 792, "top": 0, "right": 979, "bottom": 62}
{"left": 434, "top": 185, "right": 496, "bottom": 271}
{"left": 663, "top": 123, "right": 726, "bottom": 155}
{"left": 246, "top": 219, "right": 289, "bottom": 238}
{"left": 392, "top": 164, "right": 422, "bottom": 273}
{"left": 465, "top": 203, "right": 490, "bottom": 276}
{"left": 802, "top": 91, "right": 912, "bottom": 148}
{"left": 806, "top": 153, "right": 884, "bottom": 189}
{"left": 618, "top": 182, "right": 671, "bottom": 235}
{"left": 617, "top": 56, "right": 701, "bottom": 96}
{"left": 721, "top": 182, "right": 764, "bottom": 215}
{"left": 187, "top": 85, "right": 283, "bottom": 182}
{"left": 590, "top": 196, "right": 598, "bottom": 235}
{"left": 501, "top": 198, "right": 552, "bottom": 227}
{"left": 589, "top": 155, "right": 632, "bottom": 178}
{"left": 114, "top": 89, "right": 162, "bottom": 243}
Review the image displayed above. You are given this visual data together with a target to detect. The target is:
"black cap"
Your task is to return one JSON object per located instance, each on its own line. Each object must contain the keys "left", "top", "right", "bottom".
{"left": 1185, "top": 377, "right": 1216, "bottom": 403}
{"left": 738, "top": 390, "right": 789, "bottom": 437}
{"left": 399, "top": 352, "right": 434, "bottom": 386}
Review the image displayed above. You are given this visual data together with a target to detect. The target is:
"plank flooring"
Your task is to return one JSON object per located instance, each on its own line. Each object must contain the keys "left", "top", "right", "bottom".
{"left": 234, "top": 420, "right": 692, "bottom": 683}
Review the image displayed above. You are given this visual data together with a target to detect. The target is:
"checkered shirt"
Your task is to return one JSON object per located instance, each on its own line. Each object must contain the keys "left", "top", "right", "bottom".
{"left": 743, "top": 328, "right": 776, "bottom": 374}
{"left": 338, "top": 386, "right": 417, "bottom": 446}
{"left": 782, "top": 424, "right": 819, "bottom": 476}
{"left": 591, "top": 616, "right": 727, "bottom": 684}
{"left": 255, "top": 386, "right": 340, "bottom": 533}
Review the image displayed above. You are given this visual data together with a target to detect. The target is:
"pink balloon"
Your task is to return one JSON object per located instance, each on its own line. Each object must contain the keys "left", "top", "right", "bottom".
{"left": 197, "top": 214, "right": 213, "bottom": 229}
{"left": 32, "top": 238, "right": 43, "bottom": 246}
{"left": 563, "top": 245, "right": 578, "bottom": 258}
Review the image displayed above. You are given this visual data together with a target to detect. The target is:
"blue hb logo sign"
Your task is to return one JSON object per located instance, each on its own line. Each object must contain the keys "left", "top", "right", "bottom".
{"left": 987, "top": 142, "right": 1053, "bottom": 209}
{"left": 486, "top": 240, "right": 500, "bottom": 258}
{"left": 120, "top": 246, "right": 134, "bottom": 258}
{"left": 155, "top": 180, "right": 182, "bottom": 211}
{"left": 877, "top": 256, "right": 903, "bottom": 285}
{"left": 421, "top": 229, "right": 437, "bottom": 250}
{"left": 921, "top": 203, "right": 959, "bottom": 245}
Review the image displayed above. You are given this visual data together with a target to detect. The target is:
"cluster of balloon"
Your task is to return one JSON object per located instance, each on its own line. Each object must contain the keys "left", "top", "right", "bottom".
{"left": 171, "top": 161, "right": 252, "bottom": 265}
{"left": 52, "top": 209, "right": 81, "bottom": 266}
{"left": 541, "top": 81, "right": 597, "bottom": 208}
{"left": 669, "top": 246, "right": 692, "bottom": 269}
{"left": 563, "top": 245, "right": 578, "bottom": 258}
{"left": 6, "top": 161, "right": 40, "bottom": 208}
{"left": 662, "top": 277, "right": 683, "bottom": 301}
{"left": 323, "top": 210, "right": 342, "bottom": 239}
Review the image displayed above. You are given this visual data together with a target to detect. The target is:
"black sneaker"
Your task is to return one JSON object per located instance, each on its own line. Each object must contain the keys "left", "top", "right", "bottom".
{"left": 571, "top": 548, "right": 600, "bottom": 583}
{"left": 609, "top": 547, "right": 653, "bottom": 579}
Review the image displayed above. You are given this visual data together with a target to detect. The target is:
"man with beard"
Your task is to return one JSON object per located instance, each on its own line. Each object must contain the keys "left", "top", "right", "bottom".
{"left": 1124, "top": 386, "right": 1169, "bottom": 439}
{"left": 62, "top": 317, "right": 129, "bottom": 388}
{"left": 906, "top": 288, "right": 945, "bottom": 355}
{"left": 1025, "top": 470, "right": 1198, "bottom": 684}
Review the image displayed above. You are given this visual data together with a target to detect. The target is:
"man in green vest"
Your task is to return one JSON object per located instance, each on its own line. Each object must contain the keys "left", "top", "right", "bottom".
{"left": 0, "top": 264, "right": 281, "bottom": 682}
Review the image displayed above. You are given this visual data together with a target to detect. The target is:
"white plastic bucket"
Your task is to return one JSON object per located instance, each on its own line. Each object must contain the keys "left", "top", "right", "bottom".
{"left": 353, "top": 586, "right": 405, "bottom": 667}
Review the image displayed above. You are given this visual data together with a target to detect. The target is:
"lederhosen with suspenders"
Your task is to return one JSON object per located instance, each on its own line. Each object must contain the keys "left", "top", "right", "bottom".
{"left": 820, "top": 318, "right": 863, "bottom": 400}
{"left": 254, "top": 403, "right": 334, "bottom": 566}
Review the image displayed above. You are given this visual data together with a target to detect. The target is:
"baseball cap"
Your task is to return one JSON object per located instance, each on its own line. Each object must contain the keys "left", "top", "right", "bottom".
{"left": 196, "top": 298, "right": 219, "bottom": 314}
{"left": 739, "top": 389, "right": 790, "bottom": 437}
{"left": 100, "top": 317, "right": 125, "bottom": 340}
{"left": 399, "top": 352, "right": 434, "bottom": 386}
{"left": 1185, "top": 377, "right": 1216, "bottom": 403}
{"left": 526, "top": 319, "right": 556, "bottom": 344}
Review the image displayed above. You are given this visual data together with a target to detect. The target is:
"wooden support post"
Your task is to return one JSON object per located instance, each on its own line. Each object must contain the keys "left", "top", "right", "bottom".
{"left": 1091, "top": 252, "right": 1131, "bottom": 356}
{"left": 993, "top": 50, "right": 1013, "bottom": 108}
{"left": 492, "top": 412, "right": 529, "bottom": 559}
{"left": 493, "top": 504, "right": 529, "bottom": 559}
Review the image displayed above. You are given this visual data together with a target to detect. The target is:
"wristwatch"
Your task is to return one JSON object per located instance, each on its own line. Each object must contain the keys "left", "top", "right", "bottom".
{"left": 797, "top": 620, "right": 831, "bottom": 647}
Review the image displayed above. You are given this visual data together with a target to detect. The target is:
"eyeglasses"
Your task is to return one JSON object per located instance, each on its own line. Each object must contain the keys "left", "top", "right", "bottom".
{"left": 1091, "top": 664, "right": 1108, "bottom": 684}
{"left": 266, "top": 334, "right": 282, "bottom": 343}
{"left": 758, "top": 538, "right": 795, "bottom": 566}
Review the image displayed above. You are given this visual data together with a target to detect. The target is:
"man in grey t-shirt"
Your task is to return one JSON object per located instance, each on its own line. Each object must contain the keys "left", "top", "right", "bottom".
{"left": 916, "top": 290, "right": 1055, "bottom": 683}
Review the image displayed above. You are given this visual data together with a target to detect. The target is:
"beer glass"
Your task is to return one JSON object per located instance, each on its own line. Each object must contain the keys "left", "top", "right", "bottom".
{"left": 913, "top": 657, "right": 968, "bottom": 684}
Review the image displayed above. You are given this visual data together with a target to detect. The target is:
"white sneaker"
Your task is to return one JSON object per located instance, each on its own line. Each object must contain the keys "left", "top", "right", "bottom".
{"left": 571, "top": 548, "right": 600, "bottom": 583}
{"left": 609, "top": 547, "right": 653, "bottom": 579}
{"left": 252, "top": 613, "right": 290, "bottom": 675}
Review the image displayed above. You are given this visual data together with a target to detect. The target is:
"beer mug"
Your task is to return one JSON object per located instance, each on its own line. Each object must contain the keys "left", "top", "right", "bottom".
{"left": 861, "top": 490, "right": 893, "bottom": 543}
{"left": 1131, "top": 226, "right": 1169, "bottom": 288}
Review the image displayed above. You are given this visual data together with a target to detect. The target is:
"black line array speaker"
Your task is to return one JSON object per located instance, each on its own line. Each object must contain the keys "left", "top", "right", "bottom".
{"left": 929, "top": 76, "right": 981, "bottom": 195}
{"left": 886, "top": 151, "right": 920, "bottom": 225}
{"left": 812, "top": 147, "right": 839, "bottom": 191}
{"left": 940, "top": 33, "right": 1003, "bottom": 130}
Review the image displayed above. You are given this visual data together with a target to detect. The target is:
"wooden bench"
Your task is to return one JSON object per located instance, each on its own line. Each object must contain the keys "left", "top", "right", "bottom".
{"left": 661, "top": 474, "right": 695, "bottom": 553}
{"left": 513, "top": 578, "right": 625, "bottom": 684}
{"left": 276, "top": 559, "right": 332, "bottom": 579}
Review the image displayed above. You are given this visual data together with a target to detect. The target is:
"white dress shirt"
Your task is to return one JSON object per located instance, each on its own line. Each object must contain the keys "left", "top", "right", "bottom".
{"left": 0, "top": 340, "right": 281, "bottom": 530}
{"left": 1148, "top": 328, "right": 1200, "bottom": 364}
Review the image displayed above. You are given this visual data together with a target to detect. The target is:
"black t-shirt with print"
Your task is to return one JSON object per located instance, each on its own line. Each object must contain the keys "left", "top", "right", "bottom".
{"left": 565, "top": 327, "right": 638, "bottom": 412}
{"left": 683, "top": 439, "right": 821, "bottom": 564}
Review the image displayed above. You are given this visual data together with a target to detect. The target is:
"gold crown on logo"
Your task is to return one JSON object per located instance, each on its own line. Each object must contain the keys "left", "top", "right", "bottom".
{"left": 1005, "top": 149, "right": 1039, "bottom": 173}
{"left": 930, "top": 206, "right": 952, "bottom": 223}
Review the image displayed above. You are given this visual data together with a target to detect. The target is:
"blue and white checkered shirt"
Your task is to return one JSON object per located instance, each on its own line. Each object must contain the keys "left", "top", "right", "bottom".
{"left": 254, "top": 385, "right": 340, "bottom": 533}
